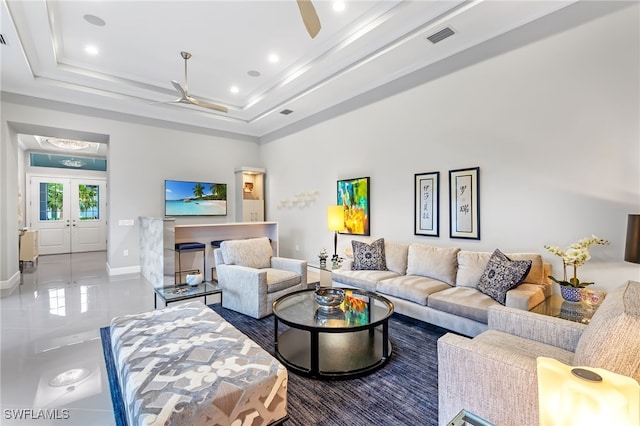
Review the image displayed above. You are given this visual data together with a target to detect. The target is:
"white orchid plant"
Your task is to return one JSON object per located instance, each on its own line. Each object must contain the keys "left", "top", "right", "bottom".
{"left": 544, "top": 235, "right": 609, "bottom": 288}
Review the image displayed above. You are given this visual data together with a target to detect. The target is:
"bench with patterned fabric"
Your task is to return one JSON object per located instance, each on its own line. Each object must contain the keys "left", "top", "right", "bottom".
{"left": 110, "top": 301, "right": 288, "bottom": 425}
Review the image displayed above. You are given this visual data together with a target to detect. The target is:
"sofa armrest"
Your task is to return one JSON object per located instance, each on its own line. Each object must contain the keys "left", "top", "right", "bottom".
{"left": 270, "top": 257, "right": 307, "bottom": 284}
{"left": 488, "top": 305, "right": 586, "bottom": 352}
{"left": 216, "top": 264, "right": 268, "bottom": 318}
{"left": 505, "top": 283, "right": 547, "bottom": 310}
{"left": 437, "top": 332, "right": 540, "bottom": 426}
{"left": 271, "top": 257, "right": 306, "bottom": 273}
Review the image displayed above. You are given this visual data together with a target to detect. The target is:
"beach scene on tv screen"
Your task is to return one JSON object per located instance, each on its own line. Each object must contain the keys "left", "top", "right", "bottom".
{"left": 165, "top": 180, "right": 227, "bottom": 216}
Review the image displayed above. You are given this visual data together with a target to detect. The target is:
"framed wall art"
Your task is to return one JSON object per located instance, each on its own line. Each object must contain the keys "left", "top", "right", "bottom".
{"left": 337, "top": 176, "right": 370, "bottom": 236}
{"left": 449, "top": 167, "right": 480, "bottom": 240}
{"left": 414, "top": 172, "right": 439, "bottom": 237}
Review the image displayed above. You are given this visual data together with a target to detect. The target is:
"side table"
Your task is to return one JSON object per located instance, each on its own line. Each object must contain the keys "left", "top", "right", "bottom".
{"left": 154, "top": 282, "right": 222, "bottom": 309}
{"left": 308, "top": 263, "right": 340, "bottom": 289}
{"left": 530, "top": 295, "right": 597, "bottom": 324}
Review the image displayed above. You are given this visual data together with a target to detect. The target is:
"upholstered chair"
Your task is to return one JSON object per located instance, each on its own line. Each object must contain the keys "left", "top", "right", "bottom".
{"left": 213, "top": 237, "right": 307, "bottom": 319}
{"left": 437, "top": 280, "right": 640, "bottom": 426}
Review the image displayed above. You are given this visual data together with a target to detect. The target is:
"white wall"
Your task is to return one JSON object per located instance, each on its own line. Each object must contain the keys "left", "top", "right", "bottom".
{"left": 0, "top": 118, "right": 20, "bottom": 291}
{"left": 0, "top": 100, "right": 261, "bottom": 285}
{"left": 261, "top": 2, "right": 640, "bottom": 293}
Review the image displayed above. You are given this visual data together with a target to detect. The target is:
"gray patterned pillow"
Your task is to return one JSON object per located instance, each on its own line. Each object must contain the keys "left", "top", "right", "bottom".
{"left": 477, "top": 249, "right": 532, "bottom": 304}
{"left": 352, "top": 239, "right": 387, "bottom": 271}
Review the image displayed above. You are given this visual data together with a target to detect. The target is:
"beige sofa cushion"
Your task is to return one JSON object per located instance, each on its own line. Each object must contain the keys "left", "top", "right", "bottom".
{"left": 221, "top": 237, "right": 272, "bottom": 269}
{"left": 265, "top": 269, "right": 301, "bottom": 293}
{"left": 385, "top": 242, "right": 409, "bottom": 275}
{"left": 376, "top": 275, "right": 450, "bottom": 306}
{"left": 574, "top": 281, "right": 640, "bottom": 382}
{"left": 428, "top": 287, "right": 499, "bottom": 323}
{"left": 406, "top": 244, "right": 460, "bottom": 285}
{"left": 332, "top": 269, "right": 400, "bottom": 292}
{"left": 456, "top": 251, "right": 545, "bottom": 288}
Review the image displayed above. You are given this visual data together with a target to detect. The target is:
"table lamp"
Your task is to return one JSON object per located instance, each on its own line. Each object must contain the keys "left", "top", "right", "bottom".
{"left": 537, "top": 357, "right": 640, "bottom": 426}
{"left": 327, "top": 205, "right": 345, "bottom": 261}
{"left": 625, "top": 214, "right": 640, "bottom": 264}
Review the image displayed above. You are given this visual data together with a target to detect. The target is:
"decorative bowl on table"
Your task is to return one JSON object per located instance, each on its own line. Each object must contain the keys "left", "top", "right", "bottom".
{"left": 580, "top": 289, "right": 607, "bottom": 309}
{"left": 315, "top": 288, "right": 345, "bottom": 311}
{"left": 185, "top": 273, "right": 203, "bottom": 287}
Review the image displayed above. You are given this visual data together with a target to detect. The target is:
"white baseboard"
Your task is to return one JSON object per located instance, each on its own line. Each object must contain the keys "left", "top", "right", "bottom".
{"left": 106, "top": 263, "right": 141, "bottom": 276}
{"left": 0, "top": 271, "right": 21, "bottom": 297}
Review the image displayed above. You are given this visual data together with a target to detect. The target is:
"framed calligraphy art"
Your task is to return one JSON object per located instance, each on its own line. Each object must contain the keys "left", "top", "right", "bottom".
{"left": 414, "top": 172, "right": 439, "bottom": 237}
{"left": 449, "top": 167, "right": 480, "bottom": 240}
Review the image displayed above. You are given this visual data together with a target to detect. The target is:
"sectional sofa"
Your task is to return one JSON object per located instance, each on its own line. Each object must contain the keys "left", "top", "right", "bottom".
{"left": 331, "top": 240, "right": 552, "bottom": 337}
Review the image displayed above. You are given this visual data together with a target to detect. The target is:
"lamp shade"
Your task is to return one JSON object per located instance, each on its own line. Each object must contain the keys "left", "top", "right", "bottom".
{"left": 537, "top": 357, "right": 640, "bottom": 426}
{"left": 327, "top": 206, "right": 345, "bottom": 232}
{"left": 625, "top": 214, "right": 640, "bottom": 264}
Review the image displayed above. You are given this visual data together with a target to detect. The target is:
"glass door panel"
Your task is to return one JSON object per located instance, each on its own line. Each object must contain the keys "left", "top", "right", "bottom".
{"left": 71, "top": 179, "right": 107, "bottom": 253}
{"left": 30, "top": 177, "right": 71, "bottom": 254}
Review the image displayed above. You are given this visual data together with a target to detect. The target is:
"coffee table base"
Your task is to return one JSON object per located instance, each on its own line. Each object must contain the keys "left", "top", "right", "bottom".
{"left": 275, "top": 326, "right": 392, "bottom": 379}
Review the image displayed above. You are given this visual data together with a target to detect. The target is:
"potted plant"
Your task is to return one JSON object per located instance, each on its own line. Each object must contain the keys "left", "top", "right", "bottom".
{"left": 544, "top": 235, "right": 609, "bottom": 302}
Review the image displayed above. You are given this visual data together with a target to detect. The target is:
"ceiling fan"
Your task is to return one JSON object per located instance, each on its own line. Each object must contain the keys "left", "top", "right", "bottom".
{"left": 168, "top": 51, "right": 228, "bottom": 113}
{"left": 297, "top": 0, "right": 321, "bottom": 38}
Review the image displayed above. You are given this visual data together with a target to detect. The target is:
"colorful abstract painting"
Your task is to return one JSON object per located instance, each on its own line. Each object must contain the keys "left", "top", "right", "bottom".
{"left": 337, "top": 177, "right": 370, "bottom": 236}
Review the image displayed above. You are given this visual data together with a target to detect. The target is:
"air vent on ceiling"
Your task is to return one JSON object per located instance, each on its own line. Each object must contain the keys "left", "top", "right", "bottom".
{"left": 280, "top": 109, "right": 293, "bottom": 115}
{"left": 427, "top": 27, "right": 455, "bottom": 44}
{"left": 0, "top": 34, "right": 6, "bottom": 45}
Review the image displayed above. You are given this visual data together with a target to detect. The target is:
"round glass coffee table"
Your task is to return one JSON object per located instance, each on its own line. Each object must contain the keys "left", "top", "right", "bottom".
{"left": 272, "top": 288, "right": 394, "bottom": 379}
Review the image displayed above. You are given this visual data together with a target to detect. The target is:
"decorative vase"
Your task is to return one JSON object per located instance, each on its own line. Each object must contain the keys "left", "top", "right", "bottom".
{"left": 560, "top": 285, "right": 582, "bottom": 302}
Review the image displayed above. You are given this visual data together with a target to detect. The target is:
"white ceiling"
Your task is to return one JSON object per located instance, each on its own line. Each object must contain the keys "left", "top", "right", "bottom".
{"left": 2, "top": 0, "right": 579, "bottom": 146}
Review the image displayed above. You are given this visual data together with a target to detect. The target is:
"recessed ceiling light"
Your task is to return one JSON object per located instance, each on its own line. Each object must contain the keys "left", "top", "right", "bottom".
{"left": 268, "top": 54, "right": 279, "bottom": 64}
{"left": 83, "top": 14, "right": 106, "bottom": 26}
{"left": 84, "top": 45, "right": 99, "bottom": 56}
{"left": 333, "top": 1, "right": 346, "bottom": 12}
{"left": 230, "top": 86, "right": 239, "bottom": 94}
{"left": 247, "top": 70, "right": 261, "bottom": 77}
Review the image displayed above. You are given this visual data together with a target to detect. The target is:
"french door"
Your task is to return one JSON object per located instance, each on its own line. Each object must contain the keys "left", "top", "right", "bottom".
{"left": 28, "top": 176, "right": 107, "bottom": 255}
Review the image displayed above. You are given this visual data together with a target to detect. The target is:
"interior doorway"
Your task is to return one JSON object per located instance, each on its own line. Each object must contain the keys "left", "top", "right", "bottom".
{"left": 27, "top": 176, "right": 107, "bottom": 255}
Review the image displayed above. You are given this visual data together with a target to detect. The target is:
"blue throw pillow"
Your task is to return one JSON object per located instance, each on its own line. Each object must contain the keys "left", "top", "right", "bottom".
{"left": 477, "top": 249, "right": 532, "bottom": 304}
{"left": 352, "top": 239, "right": 387, "bottom": 271}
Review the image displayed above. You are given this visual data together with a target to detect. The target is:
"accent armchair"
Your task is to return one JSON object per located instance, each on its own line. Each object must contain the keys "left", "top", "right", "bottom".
{"left": 437, "top": 280, "right": 640, "bottom": 426}
{"left": 213, "top": 237, "right": 307, "bottom": 319}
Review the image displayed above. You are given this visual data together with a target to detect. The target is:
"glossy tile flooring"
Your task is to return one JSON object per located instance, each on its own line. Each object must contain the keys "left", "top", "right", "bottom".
{"left": 1, "top": 252, "right": 154, "bottom": 425}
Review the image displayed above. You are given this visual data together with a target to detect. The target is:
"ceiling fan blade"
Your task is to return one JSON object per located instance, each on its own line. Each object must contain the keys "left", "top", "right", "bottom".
{"left": 171, "top": 80, "right": 187, "bottom": 99}
{"left": 187, "top": 96, "right": 229, "bottom": 113}
{"left": 168, "top": 52, "right": 227, "bottom": 113}
{"left": 296, "top": 0, "right": 321, "bottom": 38}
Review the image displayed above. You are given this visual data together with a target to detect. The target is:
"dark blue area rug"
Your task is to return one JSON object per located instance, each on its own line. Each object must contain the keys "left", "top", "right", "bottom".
{"left": 100, "top": 305, "right": 447, "bottom": 425}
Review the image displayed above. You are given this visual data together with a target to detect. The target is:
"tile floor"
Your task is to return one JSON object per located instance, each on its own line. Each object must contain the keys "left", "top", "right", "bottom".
{"left": 0, "top": 252, "right": 155, "bottom": 426}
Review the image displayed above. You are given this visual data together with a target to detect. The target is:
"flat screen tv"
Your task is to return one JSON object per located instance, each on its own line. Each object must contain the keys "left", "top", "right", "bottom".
{"left": 164, "top": 180, "right": 227, "bottom": 216}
